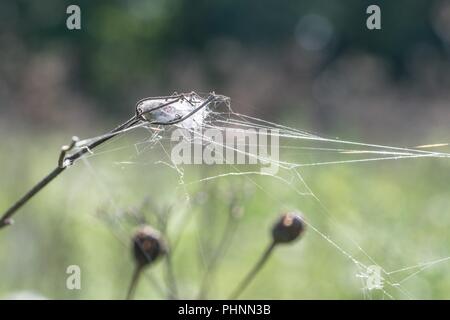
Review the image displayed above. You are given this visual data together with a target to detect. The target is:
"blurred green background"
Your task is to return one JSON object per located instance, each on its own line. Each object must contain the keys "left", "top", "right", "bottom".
{"left": 1, "top": 0, "right": 450, "bottom": 299}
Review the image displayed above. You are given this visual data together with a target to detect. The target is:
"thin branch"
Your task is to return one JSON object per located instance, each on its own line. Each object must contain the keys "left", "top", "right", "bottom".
{"left": 0, "top": 166, "right": 65, "bottom": 229}
{"left": 165, "top": 251, "right": 179, "bottom": 299}
{"left": 126, "top": 265, "right": 143, "bottom": 300}
{"left": 197, "top": 201, "right": 240, "bottom": 299}
{"left": 157, "top": 206, "right": 179, "bottom": 299}
{"left": 229, "top": 241, "right": 276, "bottom": 300}
{"left": 0, "top": 116, "right": 139, "bottom": 229}
{"left": 0, "top": 92, "right": 224, "bottom": 230}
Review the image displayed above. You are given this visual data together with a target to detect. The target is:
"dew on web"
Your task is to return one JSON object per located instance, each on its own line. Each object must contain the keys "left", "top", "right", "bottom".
{"left": 69, "top": 91, "right": 450, "bottom": 299}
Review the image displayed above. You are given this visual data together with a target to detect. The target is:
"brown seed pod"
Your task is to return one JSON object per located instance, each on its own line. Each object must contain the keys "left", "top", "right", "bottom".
{"left": 132, "top": 225, "right": 167, "bottom": 267}
{"left": 271, "top": 212, "right": 306, "bottom": 244}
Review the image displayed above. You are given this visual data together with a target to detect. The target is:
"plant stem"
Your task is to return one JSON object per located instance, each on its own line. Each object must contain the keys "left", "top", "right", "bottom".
{"left": 0, "top": 167, "right": 66, "bottom": 229}
{"left": 0, "top": 116, "right": 140, "bottom": 230}
{"left": 165, "top": 251, "right": 179, "bottom": 299}
{"left": 229, "top": 241, "right": 277, "bottom": 300}
{"left": 0, "top": 93, "right": 221, "bottom": 230}
{"left": 198, "top": 210, "right": 238, "bottom": 299}
{"left": 126, "top": 265, "right": 143, "bottom": 300}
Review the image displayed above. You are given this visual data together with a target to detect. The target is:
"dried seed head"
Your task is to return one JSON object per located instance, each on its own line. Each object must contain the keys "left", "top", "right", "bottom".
{"left": 271, "top": 212, "right": 306, "bottom": 244}
{"left": 132, "top": 225, "right": 167, "bottom": 267}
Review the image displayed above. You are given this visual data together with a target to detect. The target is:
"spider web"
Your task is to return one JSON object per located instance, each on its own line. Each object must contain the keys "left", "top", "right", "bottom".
{"left": 72, "top": 93, "right": 450, "bottom": 299}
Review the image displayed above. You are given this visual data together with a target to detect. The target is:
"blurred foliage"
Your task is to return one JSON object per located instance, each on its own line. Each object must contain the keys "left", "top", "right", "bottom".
{"left": 0, "top": 0, "right": 445, "bottom": 115}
